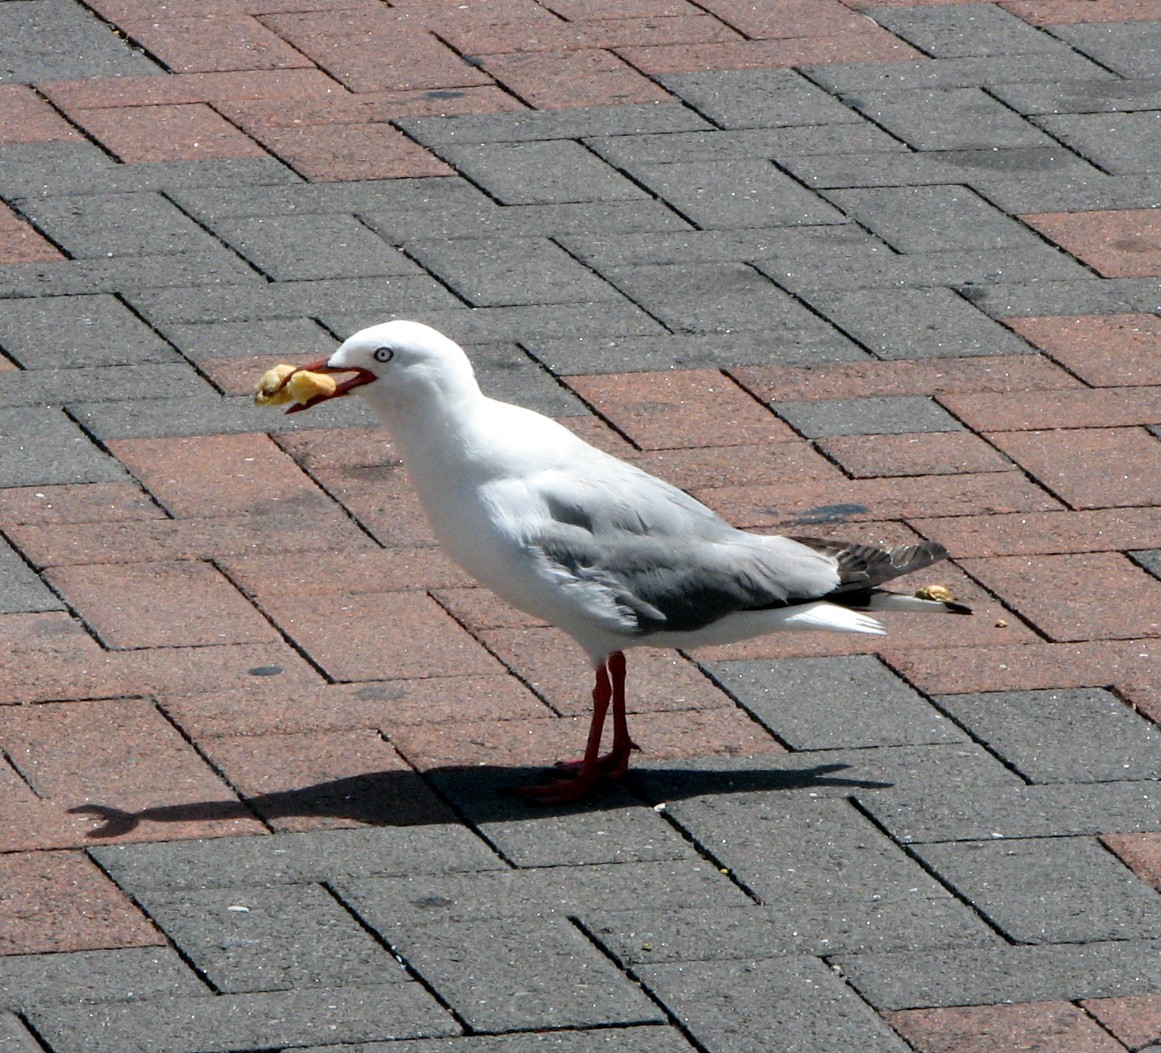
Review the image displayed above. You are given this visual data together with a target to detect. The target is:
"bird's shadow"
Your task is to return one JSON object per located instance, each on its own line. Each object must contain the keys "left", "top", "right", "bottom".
{"left": 69, "top": 762, "right": 892, "bottom": 838}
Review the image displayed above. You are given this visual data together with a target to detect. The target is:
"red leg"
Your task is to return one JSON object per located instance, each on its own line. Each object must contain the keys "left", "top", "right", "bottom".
{"left": 516, "top": 652, "right": 640, "bottom": 803}
{"left": 515, "top": 661, "right": 612, "bottom": 804}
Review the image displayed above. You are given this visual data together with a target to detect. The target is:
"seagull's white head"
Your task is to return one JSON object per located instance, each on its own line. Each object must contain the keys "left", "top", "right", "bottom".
{"left": 291, "top": 319, "right": 479, "bottom": 416}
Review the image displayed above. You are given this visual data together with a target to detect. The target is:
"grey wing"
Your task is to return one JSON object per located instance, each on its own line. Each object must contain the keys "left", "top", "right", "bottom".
{"left": 529, "top": 468, "right": 842, "bottom": 635}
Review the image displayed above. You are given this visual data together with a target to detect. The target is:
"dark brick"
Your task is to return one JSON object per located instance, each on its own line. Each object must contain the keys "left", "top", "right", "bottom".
{"left": 0, "top": 1, "right": 160, "bottom": 83}
{"left": 0, "top": 294, "right": 177, "bottom": 369}
{"left": 835, "top": 940, "right": 1161, "bottom": 1010}
{"left": 772, "top": 394, "right": 964, "bottom": 437}
{"left": 1051, "top": 21, "right": 1161, "bottom": 79}
{"left": 867, "top": 4, "right": 1067, "bottom": 58}
{"left": 639, "top": 956, "right": 910, "bottom": 1053}
{"left": 302, "top": 1027, "right": 695, "bottom": 1053}
{"left": 136, "top": 883, "right": 410, "bottom": 992}
{"left": 0, "top": 535, "right": 62, "bottom": 613}
{"left": 1036, "top": 111, "right": 1161, "bottom": 176}
{"left": 433, "top": 140, "right": 648, "bottom": 205}
{"left": 0, "top": 408, "right": 129, "bottom": 488}
{"left": 0, "top": 1014, "right": 40, "bottom": 1053}
{"left": 405, "top": 237, "right": 621, "bottom": 307}
{"left": 799, "top": 286, "right": 1033, "bottom": 359}
{"left": 658, "top": 67, "right": 866, "bottom": 128}
{"left": 379, "top": 917, "right": 663, "bottom": 1032}
{"left": 935, "top": 688, "right": 1161, "bottom": 783}
{"left": 91, "top": 826, "right": 504, "bottom": 894}
{"left": 994, "top": 76, "right": 1161, "bottom": 116}
{"left": 0, "top": 363, "right": 208, "bottom": 408}
{"left": 707, "top": 655, "right": 967, "bottom": 749}
{"left": 205, "top": 213, "right": 421, "bottom": 281}
{"left": 27, "top": 983, "right": 458, "bottom": 1053}
{"left": 819, "top": 431, "right": 1014, "bottom": 478}
{"left": 159, "top": 317, "right": 338, "bottom": 362}
{"left": 917, "top": 837, "right": 1161, "bottom": 943}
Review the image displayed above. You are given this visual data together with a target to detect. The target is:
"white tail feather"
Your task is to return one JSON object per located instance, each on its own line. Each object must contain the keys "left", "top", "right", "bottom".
{"left": 782, "top": 602, "right": 886, "bottom": 636}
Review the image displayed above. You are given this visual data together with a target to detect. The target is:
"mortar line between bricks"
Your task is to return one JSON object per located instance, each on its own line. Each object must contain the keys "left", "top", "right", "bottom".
{"left": 1039, "top": 23, "right": 1135, "bottom": 82}
{"left": 794, "top": 66, "right": 918, "bottom": 154}
{"left": 211, "top": 557, "right": 338, "bottom": 685}
{"left": 13, "top": 1010, "right": 60, "bottom": 1053}
{"left": 150, "top": 696, "right": 276, "bottom": 834}
{"left": 550, "top": 233, "right": 681, "bottom": 340}
{"left": 1, "top": 746, "right": 43, "bottom": 800}
{"left": 2, "top": 198, "right": 73, "bottom": 262}
{"left": 977, "top": 87, "right": 1119, "bottom": 182}
{"left": 319, "top": 879, "right": 477, "bottom": 1035}
{"left": 26, "top": 81, "right": 122, "bottom": 165}
{"left": 567, "top": 915, "right": 717, "bottom": 1053}
{"left": 201, "top": 103, "right": 301, "bottom": 181}
{"left": 424, "top": 30, "right": 534, "bottom": 111}
{"left": 1109, "top": 682, "right": 1161, "bottom": 732}
{"left": 82, "top": 837, "right": 228, "bottom": 994}
{"left": 843, "top": 795, "right": 1021, "bottom": 947}
{"left": 161, "top": 189, "right": 280, "bottom": 286}
{"left": 423, "top": 588, "right": 565, "bottom": 718}
{"left": 394, "top": 242, "right": 477, "bottom": 310}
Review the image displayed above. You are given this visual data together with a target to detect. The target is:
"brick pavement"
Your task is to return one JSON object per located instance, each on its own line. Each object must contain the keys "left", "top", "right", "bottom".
{"left": 1, "top": 1, "right": 1160, "bottom": 1050}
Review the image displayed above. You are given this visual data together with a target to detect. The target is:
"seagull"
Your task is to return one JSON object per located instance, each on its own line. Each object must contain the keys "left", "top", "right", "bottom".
{"left": 283, "top": 320, "right": 971, "bottom": 802}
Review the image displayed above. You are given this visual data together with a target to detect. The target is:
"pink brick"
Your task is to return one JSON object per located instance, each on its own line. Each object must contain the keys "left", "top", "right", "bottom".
{"left": 0, "top": 483, "right": 164, "bottom": 527}
{"left": 1101, "top": 833, "right": 1161, "bottom": 890}
{"left": 1024, "top": 209, "right": 1161, "bottom": 278}
{"left": 200, "top": 728, "right": 455, "bottom": 829}
{"left": 1002, "top": 0, "right": 1161, "bottom": 25}
{"left": 120, "top": 15, "right": 313, "bottom": 72}
{"left": 886, "top": 1002, "right": 1124, "bottom": 1053}
{"left": 41, "top": 69, "right": 339, "bottom": 109}
{"left": 0, "top": 850, "right": 163, "bottom": 955}
{"left": 0, "top": 202, "right": 65, "bottom": 264}
{"left": 818, "top": 431, "right": 1014, "bottom": 478}
{"left": 1081, "top": 992, "right": 1161, "bottom": 1049}
{"left": 481, "top": 49, "right": 673, "bottom": 109}
{"left": 70, "top": 103, "right": 266, "bottom": 163}
{"left": 566, "top": 369, "right": 798, "bottom": 450}
{"left": 254, "top": 122, "right": 452, "bottom": 181}
{"left": 1006, "top": 314, "right": 1161, "bottom": 387}
{"left": 988, "top": 427, "right": 1161, "bottom": 508}
{"left": 940, "top": 386, "right": 1161, "bottom": 430}
{"left": 44, "top": 560, "right": 278, "bottom": 649}
{"left": 0, "top": 85, "right": 81, "bottom": 143}
{"left": 961, "top": 551, "right": 1161, "bottom": 642}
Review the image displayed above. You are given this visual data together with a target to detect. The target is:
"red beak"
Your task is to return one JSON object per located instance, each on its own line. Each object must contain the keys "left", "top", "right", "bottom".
{"left": 283, "top": 359, "right": 377, "bottom": 414}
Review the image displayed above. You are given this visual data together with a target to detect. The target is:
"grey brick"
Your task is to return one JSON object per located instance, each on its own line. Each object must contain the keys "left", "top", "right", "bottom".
{"left": 136, "top": 884, "right": 410, "bottom": 993}
{"left": 917, "top": 837, "right": 1161, "bottom": 943}
{"left": 339, "top": 860, "right": 750, "bottom": 926}
{"left": 935, "top": 688, "right": 1161, "bottom": 783}
{"left": 961, "top": 277, "right": 1144, "bottom": 319}
{"left": 169, "top": 177, "right": 491, "bottom": 223}
{"left": 461, "top": 343, "right": 588, "bottom": 417}
{"left": 67, "top": 392, "right": 376, "bottom": 440}
{"left": 159, "top": 318, "right": 338, "bottom": 362}
{"left": 624, "top": 159, "right": 845, "bottom": 229}
{"left": 867, "top": 4, "right": 1064, "bottom": 58}
{"left": 1133, "top": 548, "right": 1161, "bottom": 580}
{"left": 1051, "top": 21, "right": 1161, "bottom": 80}
{"left": 823, "top": 185, "right": 1043, "bottom": 253}
{"left": 962, "top": 171, "right": 1161, "bottom": 215}
{"left": 803, "top": 51, "right": 1116, "bottom": 95}
{"left": 0, "top": 1013, "right": 41, "bottom": 1053}
{"left": 382, "top": 917, "right": 663, "bottom": 1032}
{"left": 993, "top": 76, "right": 1161, "bottom": 116}
{"left": 0, "top": 141, "right": 116, "bottom": 200}
{"left": 405, "top": 237, "right": 620, "bottom": 307}
{"left": 784, "top": 144, "right": 1106, "bottom": 195}
{"left": 665, "top": 795, "right": 948, "bottom": 911}
{"left": 766, "top": 245, "right": 1093, "bottom": 296}
{"left": 524, "top": 330, "right": 870, "bottom": 376}
{"left": 27, "top": 983, "right": 457, "bottom": 1053}
{"left": 0, "top": 947, "right": 203, "bottom": 1013}
{"left": 126, "top": 275, "right": 463, "bottom": 325}
{"left": 594, "top": 262, "right": 820, "bottom": 334}
{"left": 13, "top": 192, "right": 219, "bottom": 259}
{"left": 834, "top": 939, "right": 1161, "bottom": 1010}
{"left": 0, "top": 407, "right": 128, "bottom": 486}
{"left": 0, "top": 534, "right": 63, "bottom": 613}
{"left": 586, "top": 896, "right": 998, "bottom": 965}
{"left": 207, "top": 214, "right": 421, "bottom": 281}
{"left": 91, "top": 826, "right": 504, "bottom": 894}
{"left": 707, "top": 656, "right": 967, "bottom": 749}
{"left": 863, "top": 780, "right": 1161, "bottom": 844}
{"left": 773, "top": 394, "right": 965, "bottom": 437}
{"left": 639, "top": 956, "right": 910, "bottom": 1053}
{"left": 631, "top": 743, "right": 1022, "bottom": 806}
{"left": 364, "top": 199, "right": 691, "bottom": 243}
{"left": 0, "top": 294, "right": 177, "bottom": 369}
{"left": 659, "top": 68, "right": 866, "bottom": 129}
{"left": 427, "top": 769, "right": 695, "bottom": 867}
{"left": 325, "top": 301, "right": 665, "bottom": 347}
{"left": 0, "top": 362, "right": 208, "bottom": 407}
{"left": 801, "top": 286, "right": 1032, "bottom": 358}
{"left": 0, "top": 249, "right": 262, "bottom": 299}
{"left": 562, "top": 223, "right": 891, "bottom": 271}
{"left": 433, "top": 141, "right": 647, "bottom": 205}
{"left": 587, "top": 124, "right": 907, "bottom": 169}
{"left": 847, "top": 87, "right": 1055, "bottom": 151}
{"left": 302, "top": 1024, "right": 696, "bottom": 1053}
{"left": 1035, "top": 111, "right": 1161, "bottom": 175}
{"left": 398, "top": 103, "right": 711, "bottom": 145}
{"left": 0, "top": 0, "right": 160, "bottom": 83}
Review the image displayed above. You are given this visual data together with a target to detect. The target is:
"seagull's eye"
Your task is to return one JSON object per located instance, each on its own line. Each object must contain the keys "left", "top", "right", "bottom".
{"left": 373, "top": 346, "right": 394, "bottom": 363}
